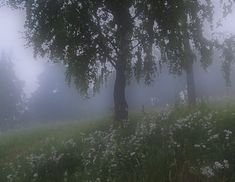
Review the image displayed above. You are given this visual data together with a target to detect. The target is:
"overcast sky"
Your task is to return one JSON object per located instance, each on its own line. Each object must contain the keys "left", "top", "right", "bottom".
{"left": 0, "top": 6, "right": 44, "bottom": 97}
{"left": 0, "top": 3, "right": 235, "bottom": 97}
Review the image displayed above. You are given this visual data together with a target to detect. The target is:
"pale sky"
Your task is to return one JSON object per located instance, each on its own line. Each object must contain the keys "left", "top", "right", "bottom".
{"left": 0, "top": 3, "right": 235, "bottom": 97}
{"left": 0, "top": 7, "right": 44, "bottom": 97}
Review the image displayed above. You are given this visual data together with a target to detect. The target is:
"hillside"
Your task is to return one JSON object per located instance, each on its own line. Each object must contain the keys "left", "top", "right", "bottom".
{"left": 0, "top": 103, "right": 235, "bottom": 182}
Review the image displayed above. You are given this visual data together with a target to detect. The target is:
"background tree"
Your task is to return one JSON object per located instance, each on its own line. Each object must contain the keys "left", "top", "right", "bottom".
{"left": 0, "top": 52, "right": 25, "bottom": 130}
{"left": 27, "top": 64, "right": 83, "bottom": 122}
{"left": 10, "top": 0, "right": 157, "bottom": 121}
{"left": 26, "top": 62, "right": 112, "bottom": 122}
{"left": 142, "top": 0, "right": 214, "bottom": 105}
{"left": 218, "top": 36, "right": 235, "bottom": 89}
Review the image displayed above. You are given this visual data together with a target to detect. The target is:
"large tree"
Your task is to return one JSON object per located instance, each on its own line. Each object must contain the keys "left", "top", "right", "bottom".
{"left": 10, "top": 0, "right": 157, "bottom": 121}
{"left": 0, "top": 52, "right": 25, "bottom": 129}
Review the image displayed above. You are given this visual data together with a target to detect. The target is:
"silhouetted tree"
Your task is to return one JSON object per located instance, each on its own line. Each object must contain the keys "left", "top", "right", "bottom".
{"left": 142, "top": 0, "right": 214, "bottom": 105}
{"left": 217, "top": 36, "right": 235, "bottom": 88}
{"left": 0, "top": 52, "right": 25, "bottom": 129}
{"left": 27, "top": 64, "right": 84, "bottom": 122}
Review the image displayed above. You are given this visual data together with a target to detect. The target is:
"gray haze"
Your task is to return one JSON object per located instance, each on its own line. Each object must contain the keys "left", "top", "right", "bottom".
{"left": 0, "top": 3, "right": 235, "bottom": 130}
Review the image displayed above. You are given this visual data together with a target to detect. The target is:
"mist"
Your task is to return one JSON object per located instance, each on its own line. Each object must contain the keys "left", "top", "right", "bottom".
{"left": 0, "top": 2, "right": 235, "bottom": 131}
{"left": 1, "top": 1, "right": 235, "bottom": 181}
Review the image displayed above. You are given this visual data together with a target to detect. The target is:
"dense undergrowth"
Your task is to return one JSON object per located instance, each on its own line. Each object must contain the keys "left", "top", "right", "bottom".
{"left": 0, "top": 102, "right": 235, "bottom": 182}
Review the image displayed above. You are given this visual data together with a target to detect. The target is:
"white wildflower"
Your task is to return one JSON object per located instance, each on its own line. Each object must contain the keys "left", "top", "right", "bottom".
{"left": 201, "top": 166, "right": 214, "bottom": 177}
{"left": 130, "top": 152, "right": 136, "bottom": 156}
{"left": 223, "top": 160, "right": 229, "bottom": 168}
{"left": 214, "top": 161, "right": 223, "bottom": 170}
{"left": 224, "top": 129, "right": 232, "bottom": 140}
{"left": 207, "top": 134, "right": 219, "bottom": 141}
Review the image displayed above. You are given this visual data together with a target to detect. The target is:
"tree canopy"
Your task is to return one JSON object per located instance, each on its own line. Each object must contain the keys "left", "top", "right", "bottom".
{"left": 16, "top": 0, "right": 156, "bottom": 94}
{"left": 8, "top": 0, "right": 235, "bottom": 119}
{"left": 10, "top": 0, "right": 160, "bottom": 120}
{"left": 147, "top": 0, "right": 213, "bottom": 72}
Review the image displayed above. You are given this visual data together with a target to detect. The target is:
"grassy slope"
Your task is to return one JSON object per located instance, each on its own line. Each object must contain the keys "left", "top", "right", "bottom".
{"left": 0, "top": 119, "right": 108, "bottom": 161}
{"left": 0, "top": 103, "right": 235, "bottom": 181}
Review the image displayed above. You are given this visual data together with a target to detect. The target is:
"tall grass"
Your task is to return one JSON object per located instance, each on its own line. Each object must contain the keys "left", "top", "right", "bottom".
{"left": 0, "top": 103, "right": 235, "bottom": 181}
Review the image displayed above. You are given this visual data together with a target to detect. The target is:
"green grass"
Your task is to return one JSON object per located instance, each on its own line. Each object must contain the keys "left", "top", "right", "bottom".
{"left": 0, "top": 102, "right": 235, "bottom": 182}
{"left": 0, "top": 118, "right": 109, "bottom": 160}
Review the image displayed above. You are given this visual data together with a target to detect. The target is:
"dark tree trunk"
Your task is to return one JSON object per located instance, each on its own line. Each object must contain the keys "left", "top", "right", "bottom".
{"left": 111, "top": 2, "right": 132, "bottom": 121}
{"left": 113, "top": 28, "right": 129, "bottom": 121}
{"left": 186, "top": 61, "right": 196, "bottom": 106}
{"left": 184, "top": 39, "right": 196, "bottom": 106}
{"left": 114, "top": 65, "right": 128, "bottom": 121}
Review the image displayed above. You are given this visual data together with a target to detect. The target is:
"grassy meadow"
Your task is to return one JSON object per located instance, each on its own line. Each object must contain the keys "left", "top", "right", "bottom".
{"left": 0, "top": 102, "right": 235, "bottom": 182}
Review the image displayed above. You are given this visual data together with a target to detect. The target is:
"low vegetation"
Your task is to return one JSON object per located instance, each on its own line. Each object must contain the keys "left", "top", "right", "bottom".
{"left": 0, "top": 102, "right": 235, "bottom": 182}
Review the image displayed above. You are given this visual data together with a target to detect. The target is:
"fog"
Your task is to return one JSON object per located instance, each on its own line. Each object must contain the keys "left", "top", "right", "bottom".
{"left": 0, "top": 2, "right": 235, "bottom": 131}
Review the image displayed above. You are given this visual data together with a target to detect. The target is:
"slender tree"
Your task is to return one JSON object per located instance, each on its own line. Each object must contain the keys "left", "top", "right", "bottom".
{"left": 143, "top": 0, "right": 214, "bottom": 105}
{"left": 218, "top": 36, "right": 235, "bottom": 89}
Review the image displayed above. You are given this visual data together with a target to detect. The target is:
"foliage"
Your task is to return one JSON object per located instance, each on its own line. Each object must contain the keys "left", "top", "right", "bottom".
{"left": 220, "top": 36, "right": 235, "bottom": 87}
{"left": 8, "top": 0, "right": 159, "bottom": 96}
{"left": 1, "top": 103, "right": 235, "bottom": 181}
{"left": 142, "top": 0, "right": 214, "bottom": 74}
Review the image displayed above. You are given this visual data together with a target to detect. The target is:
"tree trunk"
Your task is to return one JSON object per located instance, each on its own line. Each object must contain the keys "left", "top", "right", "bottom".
{"left": 114, "top": 65, "right": 128, "bottom": 121}
{"left": 184, "top": 39, "right": 196, "bottom": 106}
{"left": 112, "top": 2, "right": 132, "bottom": 121}
{"left": 186, "top": 61, "right": 196, "bottom": 106}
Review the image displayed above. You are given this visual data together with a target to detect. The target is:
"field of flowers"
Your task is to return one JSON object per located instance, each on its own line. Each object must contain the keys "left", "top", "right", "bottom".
{"left": 0, "top": 103, "right": 235, "bottom": 182}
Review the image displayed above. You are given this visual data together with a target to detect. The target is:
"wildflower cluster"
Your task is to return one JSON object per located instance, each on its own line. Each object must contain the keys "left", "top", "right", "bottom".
{"left": 0, "top": 106, "right": 235, "bottom": 182}
{"left": 1, "top": 137, "right": 82, "bottom": 182}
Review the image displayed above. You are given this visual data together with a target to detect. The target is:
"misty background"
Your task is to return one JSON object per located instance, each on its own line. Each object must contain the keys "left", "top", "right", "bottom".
{"left": 0, "top": 2, "right": 235, "bottom": 130}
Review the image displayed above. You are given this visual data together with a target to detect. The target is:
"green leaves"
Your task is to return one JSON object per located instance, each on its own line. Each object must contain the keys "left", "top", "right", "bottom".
{"left": 9, "top": 0, "right": 235, "bottom": 95}
{"left": 144, "top": 0, "right": 214, "bottom": 75}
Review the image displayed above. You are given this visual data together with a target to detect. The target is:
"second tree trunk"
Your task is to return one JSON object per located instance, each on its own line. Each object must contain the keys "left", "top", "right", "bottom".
{"left": 184, "top": 39, "right": 196, "bottom": 106}
{"left": 186, "top": 61, "right": 196, "bottom": 106}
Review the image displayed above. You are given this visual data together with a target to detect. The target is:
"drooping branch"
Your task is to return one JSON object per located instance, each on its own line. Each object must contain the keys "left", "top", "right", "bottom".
{"left": 93, "top": 11, "right": 119, "bottom": 54}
